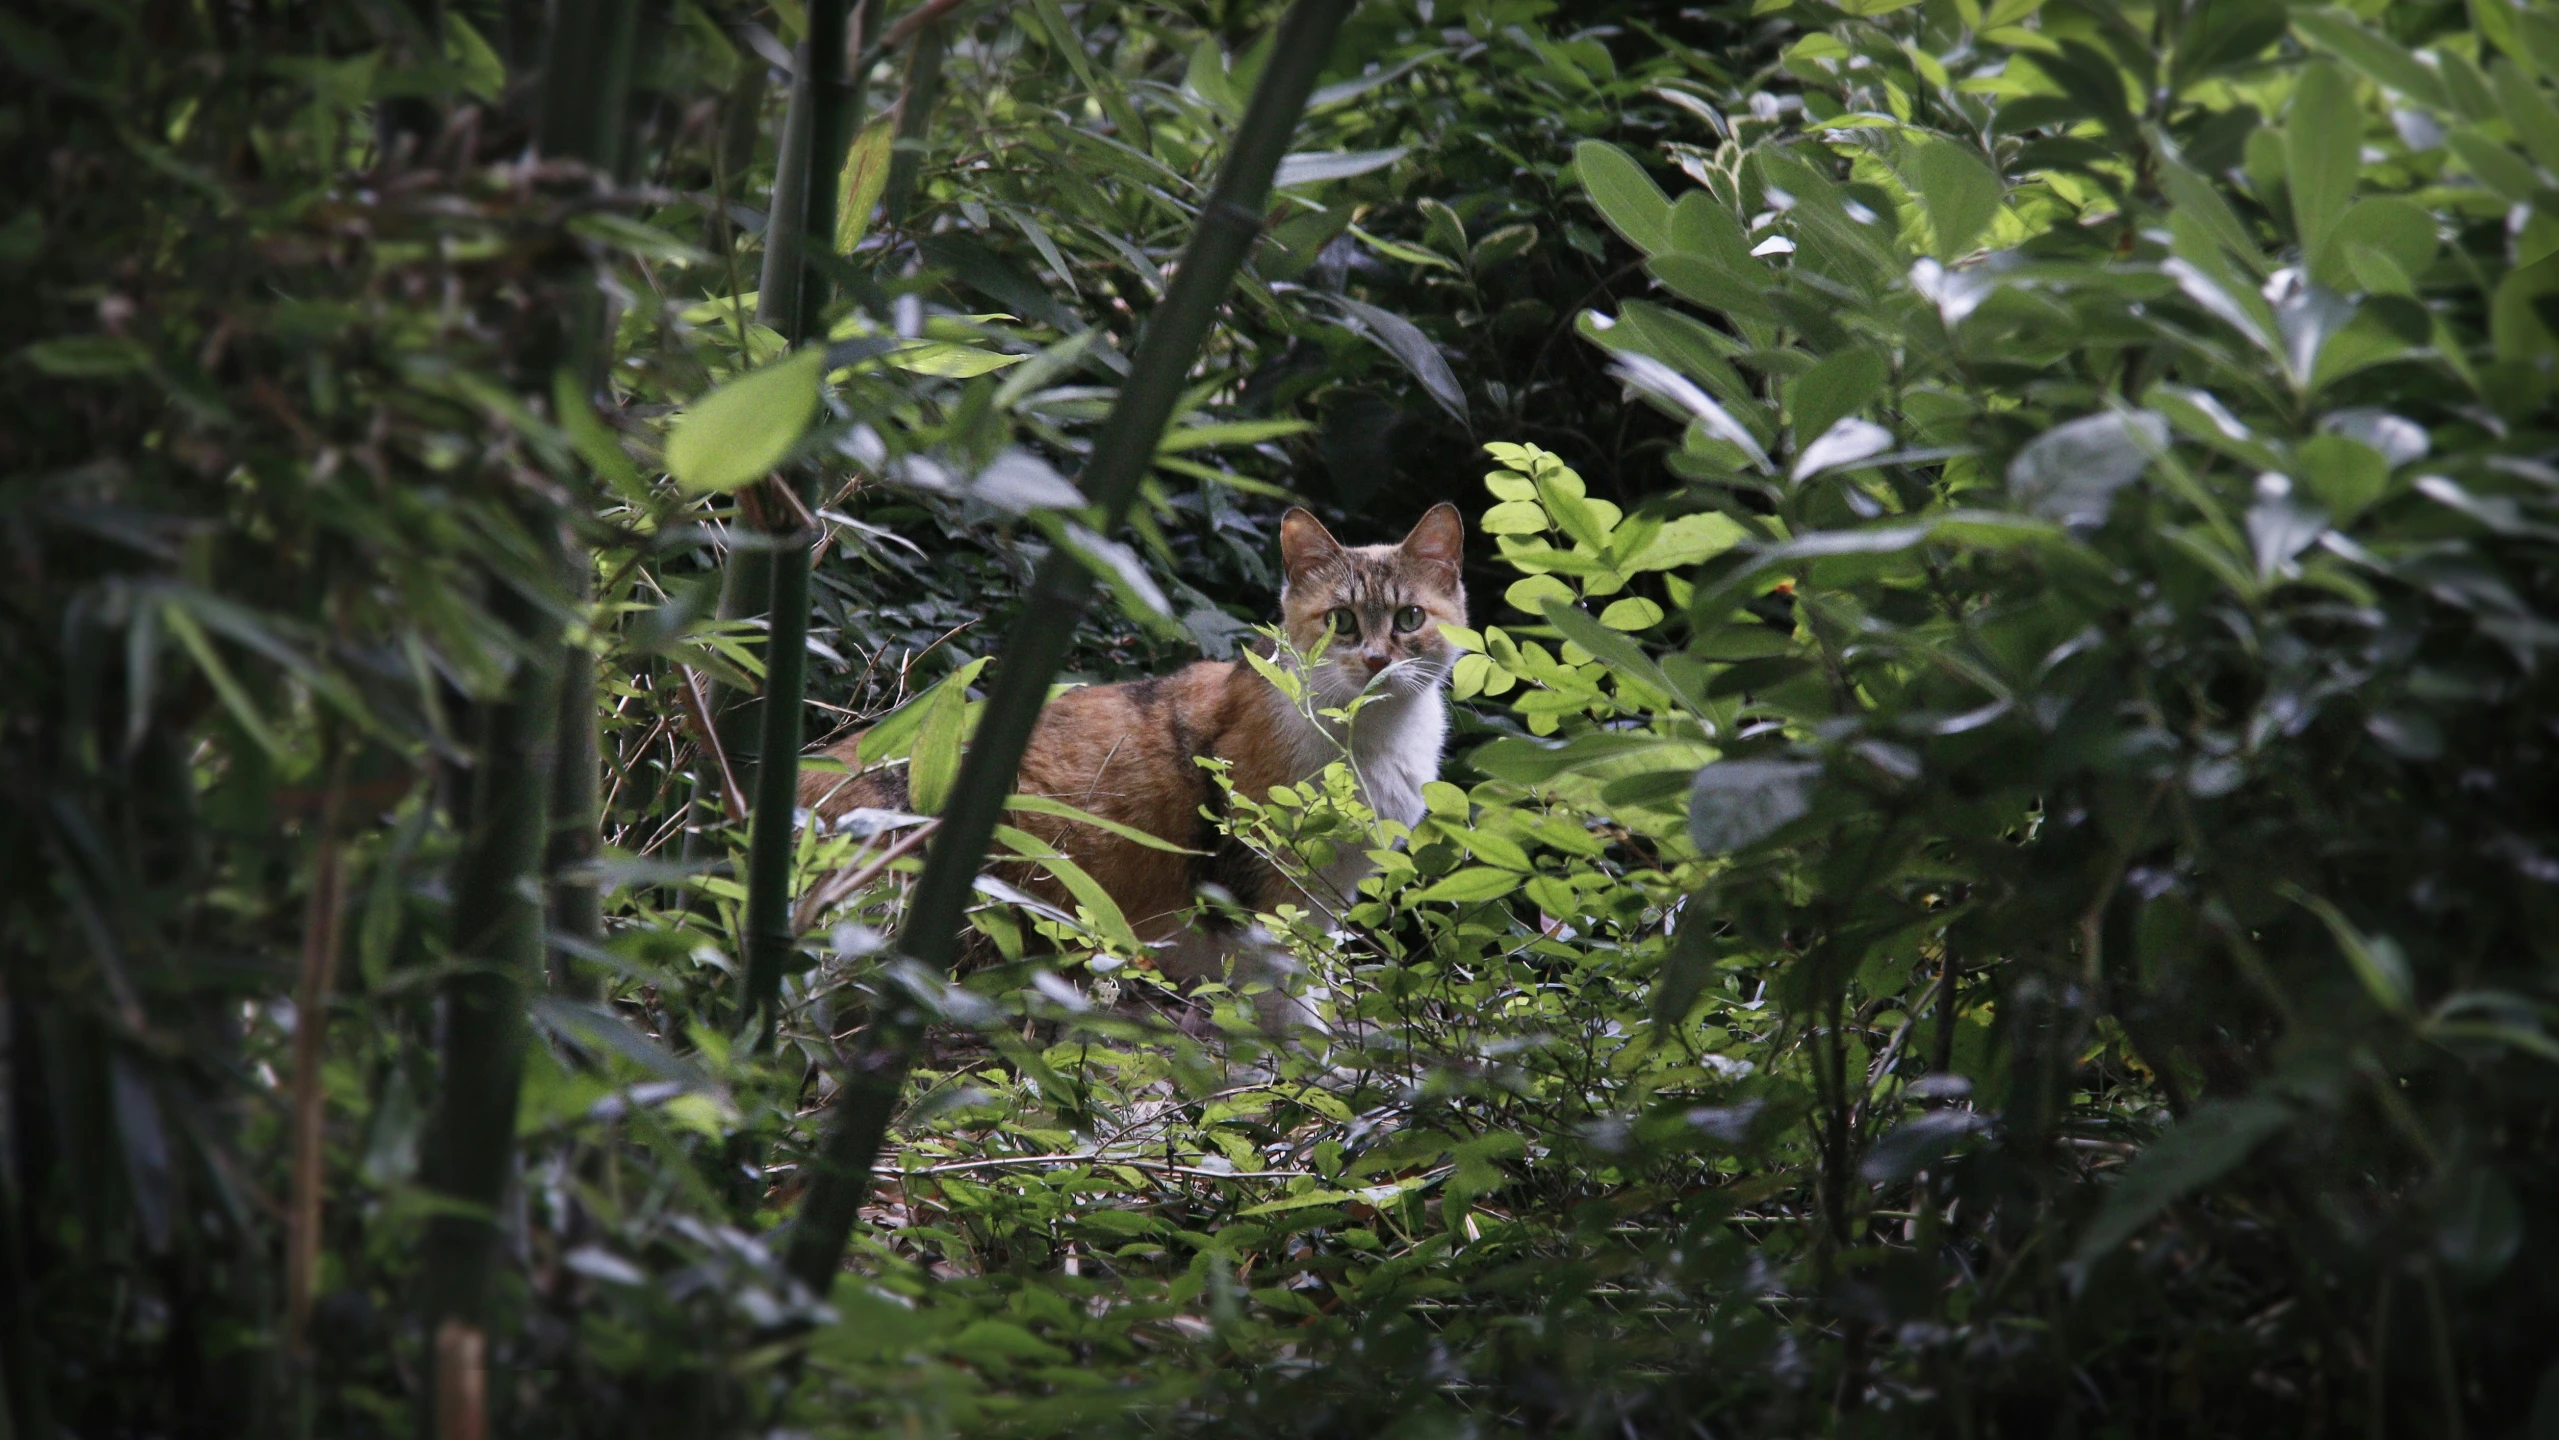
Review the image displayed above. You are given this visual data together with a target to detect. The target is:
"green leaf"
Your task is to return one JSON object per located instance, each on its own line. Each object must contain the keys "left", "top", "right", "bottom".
{"left": 1351, "top": 223, "right": 1461, "bottom": 272}
{"left": 1644, "top": 253, "right": 1775, "bottom": 323}
{"left": 1459, "top": 829, "right": 1533, "bottom": 872}
{"left": 23, "top": 335, "right": 151, "bottom": 377}
{"left": 2007, "top": 410, "right": 2168, "bottom": 525}
{"left": 1688, "top": 759, "right": 1819, "bottom": 854}
{"left": 1573, "top": 140, "right": 1672, "bottom": 255}
{"left": 886, "top": 340, "right": 1026, "bottom": 378}
{"left": 1470, "top": 223, "right": 1538, "bottom": 271}
{"left": 2468, "top": 0, "right": 2535, "bottom": 77}
{"left": 1900, "top": 137, "right": 2003, "bottom": 260}
{"left": 2491, "top": 252, "right": 2559, "bottom": 363}
{"left": 1183, "top": 36, "right": 1242, "bottom": 116}
{"left": 1006, "top": 794, "right": 1202, "bottom": 854}
{"left": 1272, "top": 147, "right": 1409, "bottom": 187}
{"left": 2444, "top": 128, "right": 2540, "bottom": 203}
{"left": 855, "top": 658, "right": 990, "bottom": 767}
{"left": 162, "top": 602, "right": 283, "bottom": 758}
{"left": 2069, "top": 1099, "right": 2290, "bottom": 1268}
{"left": 569, "top": 213, "right": 711, "bottom": 266}
{"left": 2331, "top": 195, "right": 2438, "bottom": 296}
{"left": 2286, "top": 62, "right": 2361, "bottom": 284}
{"left": 553, "top": 369, "right": 650, "bottom": 505}
{"left": 1542, "top": 599, "right": 1703, "bottom": 714}
{"left": 1667, "top": 190, "right": 1756, "bottom": 271}
{"left": 2161, "top": 159, "right": 2265, "bottom": 277}
{"left": 2290, "top": 10, "right": 2447, "bottom": 110}
{"left": 442, "top": 14, "right": 505, "bottom": 100}
{"left": 1158, "top": 418, "right": 1313, "bottom": 452}
{"left": 1260, "top": 203, "right": 1354, "bottom": 282}
{"left": 1598, "top": 597, "right": 1664, "bottom": 631}
{"left": 1055, "top": 523, "right": 1181, "bottom": 640}
{"left": 1623, "top": 512, "right": 1747, "bottom": 570}
{"left": 2284, "top": 884, "right": 2414, "bottom": 1014}
{"left": 2491, "top": 59, "right": 2559, "bottom": 170}
{"left": 1788, "top": 347, "right": 1889, "bottom": 446}
{"left": 1412, "top": 867, "right": 1523, "bottom": 904}
{"left": 1649, "top": 920, "right": 1715, "bottom": 1028}
{"left": 1481, "top": 500, "right": 1550, "bottom": 535}
{"left": 835, "top": 114, "right": 895, "bottom": 254}
{"left": 2173, "top": 0, "right": 2287, "bottom": 90}
{"left": 2294, "top": 433, "right": 2389, "bottom": 521}
{"left": 665, "top": 347, "right": 823, "bottom": 494}
{"left": 1505, "top": 575, "right": 1577, "bottom": 614}
{"left": 906, "top": 676, "right": 969, "bottom": 815}
{"left": 993, "top": 825, "right": 1143, "bottom": 953}
{"left": 1309, "top": 294, "right": 1466, "bottom": 421}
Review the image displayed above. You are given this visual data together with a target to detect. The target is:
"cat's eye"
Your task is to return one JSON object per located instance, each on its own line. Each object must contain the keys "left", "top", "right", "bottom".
{"left": 1393, "top": 605, "right": 1426, "bottom": 634}
{"left": 1327, "top": 606, "right": 1359, "bottom": 638}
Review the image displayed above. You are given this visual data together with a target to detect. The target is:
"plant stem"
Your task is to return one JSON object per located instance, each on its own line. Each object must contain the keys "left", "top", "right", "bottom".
{"left": 283, "top": 732, "right": 349, "bottom": 1367}
{"left": 414, "top": 0, "right": 634, "bottom": 1425}
{"left": 415, "top": 571, "right": 564, "bottom": 1377}
{"left": 879, "top": 20, "right": 947, "bottom": 233}
{"left": 780, "top": 0, "right": 1356, "bottom": 1297}
{"left": 739, "top": 0, "right": 875, "bottom": 1046}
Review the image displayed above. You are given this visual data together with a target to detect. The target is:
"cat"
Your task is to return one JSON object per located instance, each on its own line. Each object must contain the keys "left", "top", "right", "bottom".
{"left": 800, "top": 503, "right": 1466, "bottom": 1011}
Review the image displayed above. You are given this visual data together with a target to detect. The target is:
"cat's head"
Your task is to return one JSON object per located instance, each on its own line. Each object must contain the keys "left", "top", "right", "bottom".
{"left": 1275, "top": 503, "right": 1467, "bottom": 705}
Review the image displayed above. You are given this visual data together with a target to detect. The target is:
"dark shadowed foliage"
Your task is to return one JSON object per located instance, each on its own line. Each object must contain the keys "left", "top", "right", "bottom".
{"left": 5, "top": 0, "right": 2557, "bottom": 1436}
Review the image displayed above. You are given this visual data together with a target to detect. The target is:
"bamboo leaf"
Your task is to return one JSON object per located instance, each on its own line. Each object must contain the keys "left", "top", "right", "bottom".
{"left": 905, "top": 675, "right": 971, "bottom": 815}
{"left": 834, "top": 115, "right": 896, "bottom": 253}
{"left": 1006, "top": 794, "right": 1204, "bottom": 854}
{"left": 992, "top": 824, "right": 1144, "bottom": 952}
{"left": 666, "top": 347, "right": 824, "bottom": 493}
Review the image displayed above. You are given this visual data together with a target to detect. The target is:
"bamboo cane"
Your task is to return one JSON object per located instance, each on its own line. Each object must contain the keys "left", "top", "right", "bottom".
{"left": 738, "top": 0, "right": 881, "bottom": 1045}
{"left": 415, "top": 0, "right": 637, "bottom": 1429}
{"left": 780, "top": 0, "right": 1355, "bottom": 1297}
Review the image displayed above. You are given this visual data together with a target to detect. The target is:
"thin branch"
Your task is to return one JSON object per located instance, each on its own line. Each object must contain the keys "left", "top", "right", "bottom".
{"left": 284, "top": 732, "right": 350, "bottom": 1364}
{"left": 675, "top": 666, "right": 750, "bottom": 821}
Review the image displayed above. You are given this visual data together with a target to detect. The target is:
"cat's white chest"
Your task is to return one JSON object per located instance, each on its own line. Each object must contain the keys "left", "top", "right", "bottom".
{"left": 1345, "top": 690, "right": 1445, "bottom": 830}
{"left": 1271, "top": 686, "right": 1446, "bottom": 909}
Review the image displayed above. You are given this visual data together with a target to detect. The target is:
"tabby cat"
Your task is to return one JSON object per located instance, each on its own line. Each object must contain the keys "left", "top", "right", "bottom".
{"left": 801, "top": 504, "right": 1466, "bottom": 996}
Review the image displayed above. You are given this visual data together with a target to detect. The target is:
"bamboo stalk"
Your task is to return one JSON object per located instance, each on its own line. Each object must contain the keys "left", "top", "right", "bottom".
{"left": 414, "top": 574, "right": 564, "bottom": 1373}
{"left": 541, "top": 0, "right": 643, "bottom": 1003}
{"left": 415, "top": 0, "right": 635, "bottom": 1428}
{"left": 780, "top": 0, "right": 1356, "bottom": 1297}
{"left": 739, "top": 0, "right": 879, "bottom": 1045}
{"left": 878, "top": 19, "right": 947, "bottom": 233}
{"left": 547, "top": 582, "right": 603, "bottom": 997}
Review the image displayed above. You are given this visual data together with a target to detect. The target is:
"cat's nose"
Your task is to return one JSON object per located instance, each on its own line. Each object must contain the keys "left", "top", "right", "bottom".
{"left": 1359, "top": 650, "right": 1391, "bottom": 673}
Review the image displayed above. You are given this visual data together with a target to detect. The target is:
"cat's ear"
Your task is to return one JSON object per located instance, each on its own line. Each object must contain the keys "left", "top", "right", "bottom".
{"left": 1279, "top": 507, "right": 1344, "bottom": 585}
{"left": 1399, "top": 502, "right": 1465, "bottom": 576}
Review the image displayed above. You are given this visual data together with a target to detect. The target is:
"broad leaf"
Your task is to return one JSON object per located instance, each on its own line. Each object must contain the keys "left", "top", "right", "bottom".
{"left": 666, "top": 347, "right": 823, "bottom": 494}
{"left": 1688, "top": 759, "right": 1820, "bottom": 854}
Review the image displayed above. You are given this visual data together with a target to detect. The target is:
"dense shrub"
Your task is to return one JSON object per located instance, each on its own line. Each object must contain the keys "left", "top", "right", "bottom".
{"left": 5, "top": 0, "right": 2556, "bottom": 1435}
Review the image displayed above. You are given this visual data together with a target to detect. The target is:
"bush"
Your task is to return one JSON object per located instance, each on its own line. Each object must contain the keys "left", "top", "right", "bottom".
{"left": 8, "top": 0, "right": 2557, "bottom": 1435}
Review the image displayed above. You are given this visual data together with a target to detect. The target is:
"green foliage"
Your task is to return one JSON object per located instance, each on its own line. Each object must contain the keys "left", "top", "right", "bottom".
{"left": 11, "top": 0, "right": 2559, "bottom": 1435}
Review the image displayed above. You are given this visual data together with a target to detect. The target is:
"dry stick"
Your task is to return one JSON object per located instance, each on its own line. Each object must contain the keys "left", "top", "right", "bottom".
{"left": 675, "top": 666, "right": 749, "bottom": 821}
{"left": 780, "top": 0, "right": 1358, "bottom": 1298}
{"left": 283, "top": 737, "right": 349, "bottom": 1365}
